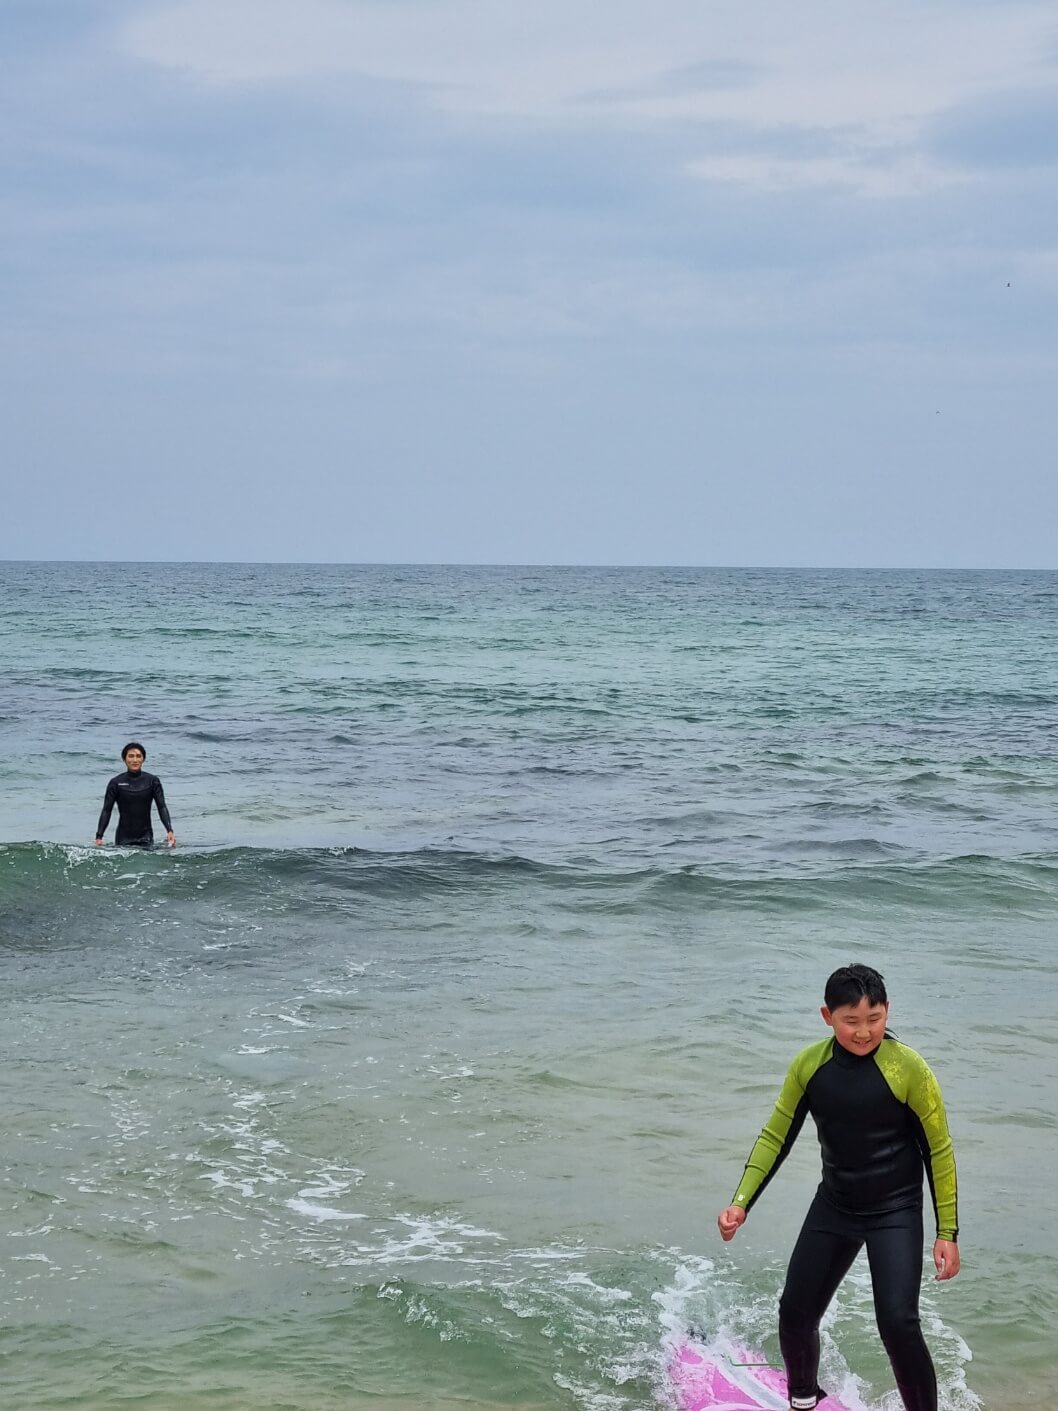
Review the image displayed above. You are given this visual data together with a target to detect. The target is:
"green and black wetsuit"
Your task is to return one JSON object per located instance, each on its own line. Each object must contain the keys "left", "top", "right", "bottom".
{"left": 731, "top": 1034, "right": 958, "bottom": 1411}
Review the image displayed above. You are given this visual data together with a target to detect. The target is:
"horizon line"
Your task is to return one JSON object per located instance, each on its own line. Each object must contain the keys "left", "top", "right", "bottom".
{"left": 1, "top": 558, "right": 1056, "bottom": 573}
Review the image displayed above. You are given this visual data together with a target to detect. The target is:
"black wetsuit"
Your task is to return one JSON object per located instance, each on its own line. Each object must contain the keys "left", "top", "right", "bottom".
{"left": 95, "top": 770, "right": 173, "bottom": 847}
{"left": 731, "top": 1036, "right": 958, "bottom": 1411}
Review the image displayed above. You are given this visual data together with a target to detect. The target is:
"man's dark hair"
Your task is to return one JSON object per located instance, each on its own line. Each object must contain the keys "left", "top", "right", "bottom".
{"left": 121, "top": 741, "right": 147, "bottom": 761}
{"left": 825, "top": 963, "right": 887, "bottom": 1011}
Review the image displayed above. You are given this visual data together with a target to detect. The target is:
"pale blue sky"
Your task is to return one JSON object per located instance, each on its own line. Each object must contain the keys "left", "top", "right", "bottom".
{"left": 3, "top": 1, "right": 1057, "bottom": 566}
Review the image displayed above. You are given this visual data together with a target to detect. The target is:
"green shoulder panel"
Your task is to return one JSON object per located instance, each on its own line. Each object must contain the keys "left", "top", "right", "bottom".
{"left": 732, "top": 1038, "right": 833, "bottom": 1211}
{"left": 874, "top": 1038, "right": 959, "bottom": 1241}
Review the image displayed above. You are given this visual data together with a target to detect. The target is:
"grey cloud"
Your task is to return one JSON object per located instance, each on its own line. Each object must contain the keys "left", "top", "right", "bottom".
{"left": 4, "top": 1, "right": 1057, "bottom": 566}
{"left": 926, "top": 86, "right": 1058, "bottom": 169}
{"left": 576, "top": 57, "right": 763, "bottom": 105}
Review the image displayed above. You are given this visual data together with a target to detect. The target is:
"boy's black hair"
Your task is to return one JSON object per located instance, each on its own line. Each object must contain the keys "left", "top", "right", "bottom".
{"left": 121, "top": 741, "right": 147, "bottom": 761}
{"left": 824, "top": 963, "right": 887, "bottom": 1011}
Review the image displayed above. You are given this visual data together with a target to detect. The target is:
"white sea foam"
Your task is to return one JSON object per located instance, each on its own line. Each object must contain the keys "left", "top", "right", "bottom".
{"left": 231, "top": 1090, "right": 268, "bottom": 1110}
{"left": 310, "top": 1212, "right": 508, "bottom": 1269}
{"left": 296, "top": 1169, "right": 363, "bottom": 1200}
{"left": 200, "top": 1169, "right": 258, "bottom": 1197}
{"left": 558, "top": 1270, "right": 633, "bottom": 1302}
{"left": 287, "top": 1198, "right": 366, "bottom": 1221}
{"left": 552, "top": 1372, "right": 629, "bottom": 1411}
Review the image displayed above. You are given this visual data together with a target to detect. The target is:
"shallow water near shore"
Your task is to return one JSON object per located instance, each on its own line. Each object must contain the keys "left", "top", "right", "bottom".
{"left": 2, "top": 562, "right": 1057, "bottom": 1410}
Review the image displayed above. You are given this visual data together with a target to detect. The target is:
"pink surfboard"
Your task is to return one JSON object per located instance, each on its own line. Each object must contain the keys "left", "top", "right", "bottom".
{"left": 668, "top": 1336, "right": 853, "bottom": 1411}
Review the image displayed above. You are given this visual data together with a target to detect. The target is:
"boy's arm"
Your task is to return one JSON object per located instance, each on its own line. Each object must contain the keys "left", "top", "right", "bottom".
{"left": 731, "top": 1058, "right": 811, "bottom": 1215}
{"left": 907, "top": 1056, "right": 959, "bottom": 1242}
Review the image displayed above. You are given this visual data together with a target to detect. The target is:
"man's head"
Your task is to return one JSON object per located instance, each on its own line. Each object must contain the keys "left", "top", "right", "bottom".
{"left": 821, "top": 963, "right": 889, "bottom": 1056}
{"left": 121, "top": 742, "right": 146, "bottom": 772}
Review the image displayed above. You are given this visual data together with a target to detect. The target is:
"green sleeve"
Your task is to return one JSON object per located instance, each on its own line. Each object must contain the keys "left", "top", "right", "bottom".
{"left": 731, "top": 1041, "right": 830, "bottom": 1213}
{"left": 906, "top": 1054, "right": 959, "bottom": 1241}
{"left": 876, "top": 1041, "right": 959, "bottom": 1241}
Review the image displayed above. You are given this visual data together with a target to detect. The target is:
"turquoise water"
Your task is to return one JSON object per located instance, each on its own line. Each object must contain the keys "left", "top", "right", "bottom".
{"left": 2, "top": 562, "right": 1057, "bottom": 1410}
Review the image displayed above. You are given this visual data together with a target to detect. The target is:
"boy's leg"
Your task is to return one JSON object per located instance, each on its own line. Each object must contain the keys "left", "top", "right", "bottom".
{"left": 865, "top": 1209, "right": 937, "bottom": 1411}
{"left": 779, "top": 1197, "right": 862, "bottom": 1410}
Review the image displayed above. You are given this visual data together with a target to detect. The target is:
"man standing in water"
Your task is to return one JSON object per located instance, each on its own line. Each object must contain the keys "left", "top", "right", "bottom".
{"left": 95, "top": 742, "right": 176, "bottom": 848}
{"left": 716, "top": 964, "right": 959, "bottom": 1411}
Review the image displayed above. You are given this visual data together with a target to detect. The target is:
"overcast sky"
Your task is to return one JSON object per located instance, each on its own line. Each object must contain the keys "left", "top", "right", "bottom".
{"left": 3, "top": 1, "right": 1057, "bottom": 566}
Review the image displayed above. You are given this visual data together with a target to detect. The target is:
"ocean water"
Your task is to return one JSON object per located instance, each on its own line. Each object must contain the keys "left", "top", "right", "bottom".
{"left": 1, "top": 561, "right": 1056, "bottom": 1411}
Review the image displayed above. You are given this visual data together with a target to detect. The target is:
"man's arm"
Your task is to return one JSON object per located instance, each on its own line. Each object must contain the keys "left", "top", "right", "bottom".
{"left": 152, "top": 776, "right": 176, "bottom": 845}
{"left": 95, "top": 780, "right": 117, "bottom": 843}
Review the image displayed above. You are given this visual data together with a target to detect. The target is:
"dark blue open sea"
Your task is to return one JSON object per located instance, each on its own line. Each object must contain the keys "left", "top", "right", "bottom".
{"left": 2, "top": 563, "right": 1056, "bottom": 1410}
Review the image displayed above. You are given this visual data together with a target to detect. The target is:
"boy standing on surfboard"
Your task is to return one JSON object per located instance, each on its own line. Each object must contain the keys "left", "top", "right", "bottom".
{"left": 716, "top": 964, "right": 959, "bottom": 1411}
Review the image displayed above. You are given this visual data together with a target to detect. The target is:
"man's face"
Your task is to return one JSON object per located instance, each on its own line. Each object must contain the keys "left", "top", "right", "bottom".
{"left": 821, "top": 995, "right": 889, "bottom": 1056}
{"left": 124, "top": 748, "right": 145, "bottom": 773}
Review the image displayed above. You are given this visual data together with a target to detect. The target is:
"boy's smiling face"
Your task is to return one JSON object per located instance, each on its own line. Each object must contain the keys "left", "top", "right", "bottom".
{"left": 821, "top": 995, "right": 890, "bottom": 1056}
